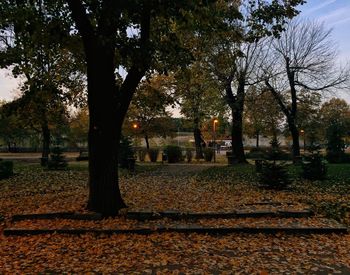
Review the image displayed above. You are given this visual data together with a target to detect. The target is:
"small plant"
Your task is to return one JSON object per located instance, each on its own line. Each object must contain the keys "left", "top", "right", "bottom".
{"left": 164, "top": 145, "right": 182, "bottom": 163}
{"left": 245, "top": 147, "right": 268, "bottom": 159}
{"left": 301, "top": 144, "right": 327, "bottom": 180}
{"left": 48, "top": 145, "right": 68, "bottom": 170}
{"left": 0, "top": 160, "right": 13, "bottom": 179}
{"left": 119, "top": 135, "right": 134, "bottom": 168}
{"left": 185, "top": 148, "right": 193, "bottom": 163}
{"left": 259, "top": 161, "right": 291, "bottom": 189}
{"left": 203, "top": 148, "right": 214, "bottom": 162}
{"left": 147, "top": 148, "right": 159, "bottom": 162}
{"left": 137, "top": 148, "right": 147, "bottom": 162}
{"left": 326, "top": 122, "right": 346, "bottom": 163}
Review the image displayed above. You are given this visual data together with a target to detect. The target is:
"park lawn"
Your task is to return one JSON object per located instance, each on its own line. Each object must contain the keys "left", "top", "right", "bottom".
{"left": 0, "top": 161, "right": 349, "bottom": 273}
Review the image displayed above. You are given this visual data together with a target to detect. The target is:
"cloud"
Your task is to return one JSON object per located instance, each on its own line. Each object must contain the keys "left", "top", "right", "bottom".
{"left": 317, "top": 5, "right": 350, "bottom": 26}
{"left": 302, "top": 0, "right": 337, "bottom": 16}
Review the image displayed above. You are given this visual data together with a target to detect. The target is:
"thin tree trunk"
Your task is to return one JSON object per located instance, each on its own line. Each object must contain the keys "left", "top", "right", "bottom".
{"left": 256, "top": 131, "right": 260, "bottom": 148}
{"left": 231, "top": 109, "right": 247, "bottom": 163}
{"left": 41, "top": 124, "right": 50, "bottom": 166}
{"left": 288, "top": 119, "right": 301, "bottom": 158}
{"left": 193, "top": 118, "right": 203, "bottom": 159}
{"left": 145, "top": 134, "right": 150, "bottom": 149}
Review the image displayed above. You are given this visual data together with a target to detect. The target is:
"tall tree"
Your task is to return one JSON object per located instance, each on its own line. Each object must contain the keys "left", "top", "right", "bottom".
{"left": 0, "top": 2, "right": 85, "bottom": 164}
{"left": 2, "top": 0, "right": 305, "bottom": 215}
{"left": 263, "top": 20, "right": 349, "bottom": 159}
{"left": 244, "top": 87, "right": 283, "bottom": 147}
{"left": 175, "top": 57, "right": 223, "bottom": 159}
{"left": 126, "top": 74, "right": 175, "bottom": 149}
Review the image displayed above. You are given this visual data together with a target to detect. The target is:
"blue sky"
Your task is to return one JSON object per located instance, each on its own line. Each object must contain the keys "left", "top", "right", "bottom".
{"left": 0, "top": 0, "right": 350, "bottom": 102}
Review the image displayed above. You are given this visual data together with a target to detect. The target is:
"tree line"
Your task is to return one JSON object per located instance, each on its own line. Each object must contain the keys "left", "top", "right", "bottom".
{"left": 1, "top": 0, "right": 349, "bottom": 216}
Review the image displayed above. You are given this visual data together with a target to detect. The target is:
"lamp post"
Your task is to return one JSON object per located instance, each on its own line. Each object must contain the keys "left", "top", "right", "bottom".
{"left": 300, "top": 129, "right": 305, "bottom": 153}
{"left": 213, "top": 119, "right": 218, "bottom": 163}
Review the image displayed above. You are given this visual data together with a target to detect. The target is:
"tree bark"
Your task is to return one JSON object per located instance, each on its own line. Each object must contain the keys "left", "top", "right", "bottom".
{"left": 256, "top": 130, "right": 260, "bottom": 148}
{"left": 287, "top": 118, "right": 301, "bottom": 158}
{"left": 144, "top": 134, "right": 150, "bottom": 149}
{"left": 193, "top": 117, "right": 204, "bottom": 159}
{"left": 86, "top": 52, "right": 127, "bottom": 216}
{"left": 226, "top": 79, "right": 247, "bottom": 164}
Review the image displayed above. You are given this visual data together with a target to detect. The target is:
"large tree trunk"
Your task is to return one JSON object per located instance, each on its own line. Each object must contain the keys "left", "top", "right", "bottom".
{"left": 41, "top": 123, "right": 50, "bottom": 166}
{"left": 230, "top": 108, "right": 247, "bottom": 163}
{"left": 67, "top": 0, "right": 151, "bottom": 216}
{"left": 193, "top": 118, "right": 204, "bottom": 159}
{"left": 86, "top": 50, "right": 127, "bottom": 216}
{"left": 226, "top": 79, "right": 247, "bottom": 164}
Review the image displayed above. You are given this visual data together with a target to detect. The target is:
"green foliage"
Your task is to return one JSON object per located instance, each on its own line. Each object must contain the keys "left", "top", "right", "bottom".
{"left": 0, "top": 160, "right": 14, "bottom": 179}
{"left": 301, "top": 154, "right": 327, "bottom": 180}
{"left": 147, "top": 148, "right": 159, "bottom": 163}
{"left": 300, "top": 143, "right": 327, "bottom": 180}
{"left": 48, "top": 146, "right": 68, "bottom": 170}
{"left": 259, "top": 161, "right": 291, "bottom": 189}
{"left": 245, "top": 147, "right": 268, "bottom": 159}
{"left": 203, "top": 148, "right": 214, "bottom": 162}
{"left": 326, "top": 122, "right": 347, "bottom": 163}
{"left": 119, "top": 136, "right": 135, "bottom": 168}
{"left": 266, "top": 137, "right": 292, "bottom": 161}
{"left": 164, "top": 145, "right": 182, "bottom": 163}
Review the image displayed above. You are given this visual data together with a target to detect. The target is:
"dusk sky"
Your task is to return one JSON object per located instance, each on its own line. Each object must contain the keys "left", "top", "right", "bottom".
{"left": 0, "top": 0, "right": 350, "bottom": 102}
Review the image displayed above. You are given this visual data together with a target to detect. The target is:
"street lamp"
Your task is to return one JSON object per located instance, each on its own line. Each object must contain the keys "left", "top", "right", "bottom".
{"left": 132, "top": 123, "right": 138, "bottom": 129}
{"left": 300, "top": 129, "right": 305, "bottom": 153}
{"left": 213, "top": 119, "right": 219, "bottom": 163}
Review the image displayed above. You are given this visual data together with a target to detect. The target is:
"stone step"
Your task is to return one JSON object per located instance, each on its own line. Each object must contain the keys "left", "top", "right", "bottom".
{"left": 10, "top": 210, "right": 313, "bottom": 222}
{"left": 10, "top": 209, "right": 314, "bottom": 222}
{"left": 126, "top": 210, "right": 313, "bottom": 220}
{"left": 3, "top": 225, "right": 348, "bottom": 236}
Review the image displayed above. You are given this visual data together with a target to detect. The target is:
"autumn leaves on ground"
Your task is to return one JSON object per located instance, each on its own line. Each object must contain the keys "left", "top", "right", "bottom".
{"left": 0, "top": 160, "right": 350, "bottom": 274}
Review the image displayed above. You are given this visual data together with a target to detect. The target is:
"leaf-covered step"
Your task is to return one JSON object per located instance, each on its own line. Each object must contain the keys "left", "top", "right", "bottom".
{"left": 10, "top": 209, "right": 314, "bottom": 222}
{"left": 126, "top": 209, "right": 314, "bottom": 220}
{"left": 3, "top": 225, "right": 348, "bottom": 236}
{"left": 12, "top": 212, "right": 103, "bottom": 221}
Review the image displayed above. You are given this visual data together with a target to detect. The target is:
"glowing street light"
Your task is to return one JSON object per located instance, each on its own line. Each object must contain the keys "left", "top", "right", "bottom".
{"left": 213, "top": 119, "right": 219, "bottom": 163}
{"left": 300, "top": 129, "right": 305, "bottom": 153}
{"left": 132, "top": 123, "right": 138, "bottom": 129}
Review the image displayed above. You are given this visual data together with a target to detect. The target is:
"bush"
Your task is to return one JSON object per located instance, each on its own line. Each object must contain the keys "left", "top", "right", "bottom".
{"left": 119, "top": 136, "right": 134, "bottom": 168}
{"left": 147, "top": 148, "right": 159, "bottom": 162}
{"left": 137, "top": 148, "right": 147, "bottom": 162}
{"left": 259, "top": 161, "right": 291, "bottom": 189}
{"left": 245, "top": 147, "right": 268, "bottom": 159}
{"left": 203, "top": 148, "right": 214, "bottom": 162}
{"left": 301, "top": 153, "right": 327, "bottom": 180}
{"left": 48, "top": 146, "right": 68, "bottom": 170}
{"left": 0, "top": 160, "right": 13, "bottom": 179}
{"left": 185, "top": 148, "right": 193, "bottom": 163}
{"left": 164, "top": 145, "right": 182, "bottom": 163}
{"left": 326, "top": 122, "right": 347, "bottom": 163}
